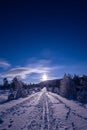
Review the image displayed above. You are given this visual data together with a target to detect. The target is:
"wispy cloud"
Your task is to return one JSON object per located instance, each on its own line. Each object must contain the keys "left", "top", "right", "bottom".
{"left": 0, "top": 59, "right": 65, "bottom": 82}
{"left": 0, "top": 66, "right": 64, "bottom": 80}
{"left": 0, "top": 66, "right": 56, "bottom": 79}
{"left": 0, "top": 60, "right": 11, "bottom": 69}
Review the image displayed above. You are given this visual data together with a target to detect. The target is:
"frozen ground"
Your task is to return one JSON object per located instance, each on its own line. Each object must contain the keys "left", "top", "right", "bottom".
{"left": 0, "top": 88, "right": 87, "bottom": 130}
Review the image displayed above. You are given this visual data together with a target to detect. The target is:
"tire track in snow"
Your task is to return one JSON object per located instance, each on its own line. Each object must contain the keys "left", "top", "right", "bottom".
{"left": 48, "top": 92, "right": 87, "bottom": 121}
{"left": 41, "top": 93, "right": 50, "bottom": 130}
{"left": 47, "top": 92, "right": 87, "bottom": 130}
{"left": 1, "top": 90, "right": 87, "bottom": 130}
{"left": 42, "top": 92, "right": 59, "bottom": 130}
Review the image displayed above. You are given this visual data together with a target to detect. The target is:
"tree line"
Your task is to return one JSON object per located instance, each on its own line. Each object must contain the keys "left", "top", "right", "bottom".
{"left": 0, "top": 74, "right": 87, "bottom": 102}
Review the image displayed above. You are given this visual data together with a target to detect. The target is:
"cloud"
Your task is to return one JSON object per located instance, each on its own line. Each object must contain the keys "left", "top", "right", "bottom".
{"left": 0, "top": 66, "right": 49, "bottom": 79}
{"left": 0, "top": 59, "right": 65, "bottom": 82}
{"left": 0, "top": 66, "right": 64, "bottom": 80}
{"left": 0, "top": 60, "right": 11, "bottom": 69}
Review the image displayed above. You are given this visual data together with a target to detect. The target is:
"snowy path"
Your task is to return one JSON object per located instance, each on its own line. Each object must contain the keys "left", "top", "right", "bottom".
{"left": 0, "top": 88, "right": 87, "bottom": 130}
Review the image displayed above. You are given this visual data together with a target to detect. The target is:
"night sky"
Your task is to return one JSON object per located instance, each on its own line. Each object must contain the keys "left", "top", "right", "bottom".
{"left": 0, "top": 0, "right": 87, "bottom": 83}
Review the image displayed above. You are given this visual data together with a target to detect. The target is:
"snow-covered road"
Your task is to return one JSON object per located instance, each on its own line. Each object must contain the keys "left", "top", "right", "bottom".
{"left": 0, "top": 88, "right": 87, "bottom": 130}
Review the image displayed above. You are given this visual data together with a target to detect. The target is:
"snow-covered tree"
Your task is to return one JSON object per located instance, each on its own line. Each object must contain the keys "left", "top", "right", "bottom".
{"left": 60, "top": 74, "right": 76, "bottom": 98}
{"left": 12, "top": 77, "right": 23, "bottom": 89}
{"left": 8, "top": 77, "right": 28, "bottom": 100}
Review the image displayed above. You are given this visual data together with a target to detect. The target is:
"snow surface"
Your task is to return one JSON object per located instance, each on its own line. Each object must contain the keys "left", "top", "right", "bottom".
{"left": 0, "top": 88, "right": 87, "bottom": 130}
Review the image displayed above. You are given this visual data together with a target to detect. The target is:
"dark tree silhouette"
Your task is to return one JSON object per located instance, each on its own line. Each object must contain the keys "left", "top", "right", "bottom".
{"left": 3, "top": 78, "right": 9, "bottom": 89}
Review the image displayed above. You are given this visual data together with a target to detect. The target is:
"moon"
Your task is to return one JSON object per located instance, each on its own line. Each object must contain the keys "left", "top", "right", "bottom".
{"left": 42, "top": 74, "right": 48, "bottom": 81}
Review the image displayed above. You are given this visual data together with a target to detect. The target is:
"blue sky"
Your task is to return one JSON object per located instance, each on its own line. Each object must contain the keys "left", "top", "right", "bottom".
{"left": 0, "top": 0, "right": 87, "bottom": 83}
